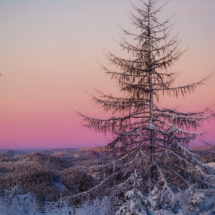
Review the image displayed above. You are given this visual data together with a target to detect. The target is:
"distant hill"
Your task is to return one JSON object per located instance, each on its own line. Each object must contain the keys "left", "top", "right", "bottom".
{"left": 79, "top": 147, "right": 108, "bottom": 152}
{"left": 191, "top": 145, "right": 215, "bottom": 151}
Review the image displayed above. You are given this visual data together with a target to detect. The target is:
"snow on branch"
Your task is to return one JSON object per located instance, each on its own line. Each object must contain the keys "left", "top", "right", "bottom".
{"left": 154, "top": 73, "right": 212, "bottom": 97}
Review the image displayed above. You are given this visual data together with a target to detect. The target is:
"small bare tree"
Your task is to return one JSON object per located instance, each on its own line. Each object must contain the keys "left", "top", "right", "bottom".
{"left": 71, "top": 0, "right": 215, "bottom": 210}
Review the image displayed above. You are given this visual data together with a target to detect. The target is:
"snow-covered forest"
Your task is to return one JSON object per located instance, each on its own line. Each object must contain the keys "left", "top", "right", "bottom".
{"left": 1, "top": 152, "right": 215, "bottom": 214}
{"left": 1, "top": 181, "right": 215, "bottom": 214}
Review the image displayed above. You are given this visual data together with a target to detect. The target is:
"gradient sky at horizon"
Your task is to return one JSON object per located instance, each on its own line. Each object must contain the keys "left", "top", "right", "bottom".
{"left": 0, "top": 0, "right": 215, "bottom": 149}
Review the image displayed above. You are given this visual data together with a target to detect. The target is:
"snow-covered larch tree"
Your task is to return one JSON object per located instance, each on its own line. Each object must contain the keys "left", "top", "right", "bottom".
{"left": 73, "top": 0, "right": 215, "bottom": 211}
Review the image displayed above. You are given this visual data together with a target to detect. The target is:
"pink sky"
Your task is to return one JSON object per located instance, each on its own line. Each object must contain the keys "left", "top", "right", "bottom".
{"left": 0, "top": 0, "right": 215, "bottom": 149}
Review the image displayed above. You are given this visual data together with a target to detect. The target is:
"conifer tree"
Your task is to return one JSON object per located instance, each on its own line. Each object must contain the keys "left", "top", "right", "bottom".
{"left": 74, "top": 0, "right": 215, "bottom": 208}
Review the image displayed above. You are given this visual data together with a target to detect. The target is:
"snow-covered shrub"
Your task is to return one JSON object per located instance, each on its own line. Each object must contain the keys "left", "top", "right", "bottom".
{"left": 75, "top": 197, "right": 114, "bottom": 215}
{"left": 0, "top": 186, "right": 38, "bottom": 215}
{"left": 175, "top": 185, "right": 215, "bottom": 214}
{"left": 116, "top": 188, "right": 155, "bottom": 215}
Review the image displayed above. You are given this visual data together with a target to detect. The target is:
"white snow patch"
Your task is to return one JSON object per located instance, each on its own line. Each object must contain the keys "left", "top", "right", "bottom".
{"left": 206, "top": 162, "right": 215, "bottom": 169}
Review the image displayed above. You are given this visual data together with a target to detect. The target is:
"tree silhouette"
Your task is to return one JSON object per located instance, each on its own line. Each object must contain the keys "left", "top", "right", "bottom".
{"left": 74, "top": 0, "right": 215, "bottom": 207}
